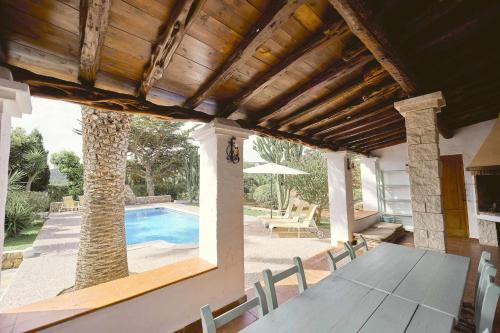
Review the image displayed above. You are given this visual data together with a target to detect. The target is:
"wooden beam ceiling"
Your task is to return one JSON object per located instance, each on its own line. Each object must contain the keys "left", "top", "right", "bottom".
{"left": 272, "top": 65, "right": 390, "bottom": 131}
{"left": 78, "top": 0, "right": 111, "bottom": 85}
{"left": 327, "top": 0, "right": 454, "bottom": 139}
{"left": 182, "top": 0, "right": 306, "bottom": 109}
{"left": 296, "top": 83, "right": 401, "bottom": 135}
{"left": 324, "top": 113, "right": 403, "bottom": 141}
{"left": 218, "top": 19, "right": 351, "bottom": 118}
{"left": 138, "top": 0, "right": 204, "bottom": 98}
{"left": 9, "top": 66, "right": 213, "bottom": 122}
{"left": 251, "top": 49, "right": 373, "bottom": 124}
{"left": 327, "top": 0, "right": 418, "bottom": 95}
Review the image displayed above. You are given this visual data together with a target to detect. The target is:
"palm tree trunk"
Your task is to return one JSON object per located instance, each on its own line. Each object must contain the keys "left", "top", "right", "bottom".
{"left": 75, "top": 107, "right": 130, "bottom": 290}
{"left": 25, "top": 176, "right": 34, "bottom": 191}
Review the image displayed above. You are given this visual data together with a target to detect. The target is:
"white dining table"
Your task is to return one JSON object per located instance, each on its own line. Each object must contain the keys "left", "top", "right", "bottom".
{"left": 240, "top": 242, "right": 470, "bottom": 333}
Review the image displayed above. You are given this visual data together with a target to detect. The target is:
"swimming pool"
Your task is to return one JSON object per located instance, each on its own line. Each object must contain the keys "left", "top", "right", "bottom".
{"left": 125, "top": 208, "right": 199, "bottom": 245}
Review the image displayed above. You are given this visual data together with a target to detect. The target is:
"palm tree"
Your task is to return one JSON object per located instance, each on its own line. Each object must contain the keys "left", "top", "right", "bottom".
{"left": 74, "top": 106, "right": 130, "bottom": 290}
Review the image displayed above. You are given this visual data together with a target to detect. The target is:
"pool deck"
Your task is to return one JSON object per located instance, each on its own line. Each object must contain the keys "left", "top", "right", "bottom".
{"left": 0, "top": 203, "right": 330, "bottom": 310}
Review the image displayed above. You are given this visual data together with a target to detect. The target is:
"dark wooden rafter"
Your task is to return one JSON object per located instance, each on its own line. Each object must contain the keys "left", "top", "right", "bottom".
{"left": 9, "top": 66, "right": 213, "bottom": 122}
{"left": 297, "top": 83, "right": 401, "bottom": 135}
{"left": 237, "top": 121, "right": 338, "bottom": 151}
{"left": 351, "top": 129, "right": 405, "bottom": 150}
{"left": 327, "top": 0, "right": 454, "bottom": 139}
{"left": 324, "top": 113, "right": 404, "bottom": 140}
{"left": 336, "top": 124, "right": 403, "bottom": 145}
{"left": 271, "top": 63, "right": 389, "bottom": 130}
{"left": 360, "top": 137, "right": 406, "bottom": 152}
{"left": 312, "top": 103, "right": 394, "bottom": 137}
{"left": 252, "top": 49, "right": 373, "bottom": 124}
{"left": 218, "top": 19, "right": 352, "bottom": 118}
{"left": 78, "top": 0, "right": 111, "bottom": 85}
{"left": 183, "top": 0, "right": 306, "bottom": 109}
{"left": 139, "top": 0, "right": 205, "bottom": 97}
{"left": 327, "top": 0, "right": 417, "bottom": 95}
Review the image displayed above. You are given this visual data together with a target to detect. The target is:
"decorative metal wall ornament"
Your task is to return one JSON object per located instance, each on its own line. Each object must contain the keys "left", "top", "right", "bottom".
{"left": 226, "top": 136, "right": 240, "bottom": 164}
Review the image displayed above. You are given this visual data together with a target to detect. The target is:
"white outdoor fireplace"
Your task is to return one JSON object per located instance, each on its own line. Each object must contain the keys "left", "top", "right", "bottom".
{"left": 466, "top": 114, "right": 500, "bottom": 247}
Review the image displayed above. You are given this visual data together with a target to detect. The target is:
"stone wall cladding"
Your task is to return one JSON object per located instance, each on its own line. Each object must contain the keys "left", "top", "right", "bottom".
{"left": 395, "top": 93, "right": 447, "bottom": 252}
{"left": 135, "top": 195, "right": 172, "bottom": 204}
{"left": 2, "top": 251, "right": 23, "bottom": 269}
{"left": 477, "top": 219, "right": 498, "bottom": 247}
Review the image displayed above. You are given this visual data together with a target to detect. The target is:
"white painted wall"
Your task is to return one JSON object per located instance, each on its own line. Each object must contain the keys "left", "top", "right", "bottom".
{"left": 373, "top": 119, "right": 496, "bottom": 238}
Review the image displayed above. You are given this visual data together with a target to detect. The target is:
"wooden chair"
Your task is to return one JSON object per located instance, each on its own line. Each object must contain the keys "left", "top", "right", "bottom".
{"left": 200, "top": 282, "right": 268, "bottom": 333}
{"left": 325, "top": 249, "right": 351, "bottom": 272}
{"left": 344, "top": 235, "right": 369, "bottom": 260}
{"left": 262, "top": 257, "right": 307, "bottom": 310}
{"left": 477, "top": 276, "right": 499, "bottom": 333}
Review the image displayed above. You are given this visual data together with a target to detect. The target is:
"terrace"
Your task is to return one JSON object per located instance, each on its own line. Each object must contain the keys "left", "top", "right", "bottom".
{"left": 0, "top": 0, "right": 499, "bottom": 332}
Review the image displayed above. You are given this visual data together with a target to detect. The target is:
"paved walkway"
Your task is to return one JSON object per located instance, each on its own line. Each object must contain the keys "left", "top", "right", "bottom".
{"left": 0, "top": 203, "right": 330, "bottom": 310}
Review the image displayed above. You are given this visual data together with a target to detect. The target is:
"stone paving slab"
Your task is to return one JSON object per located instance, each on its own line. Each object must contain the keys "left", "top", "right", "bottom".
{"left": 0, "top": 203, "right": 330, "bottom": 310}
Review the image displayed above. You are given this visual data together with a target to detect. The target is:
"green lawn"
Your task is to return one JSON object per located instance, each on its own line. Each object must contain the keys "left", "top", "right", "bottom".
{"left": 4, "top": 220, "right": 44, "bottom": 251}
{"left": 244, "top": 207, "right": 271, "bottom": 217}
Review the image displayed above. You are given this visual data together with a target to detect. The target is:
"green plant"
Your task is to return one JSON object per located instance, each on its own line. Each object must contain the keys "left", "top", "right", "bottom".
{"left": 252, "top": 183, "right": 278, "bottom": 208}
{"left": 286, "top": 151, "right": 329, "bottom": 225}
{"left": 51, "top": 151, "right": 84, "bottom": 196}
{"left": 5, "top": 192, "right": 34, "bottom": 237}
{"left": 23, "top": 191, "right": 50, "bottom": 213}
{"left": 253, "top": 137, "right": 303, "bottom": 211}
{"left": 48, "top": 184, "right": 70, "bottom": 202}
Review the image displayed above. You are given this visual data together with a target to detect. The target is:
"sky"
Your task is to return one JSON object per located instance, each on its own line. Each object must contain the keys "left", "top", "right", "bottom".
{"left": 11, "top": 97, "right": 266, "bottom": 166}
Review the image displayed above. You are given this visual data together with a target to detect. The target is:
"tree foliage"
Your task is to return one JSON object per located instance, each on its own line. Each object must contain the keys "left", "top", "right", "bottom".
{"left": 253, "top": 137, "right": 303, "bottom": 211}
{"left": 286, "top": 151, "right": 329, "bottom": 225}
{"left": 51, "top": 151, "right": 84, "bottom": 196}
{"left": 127, "top": 116, "right": 193, "bottom": 196}
{"left": 9, "top": 128, "right": 50, "bottom": 191}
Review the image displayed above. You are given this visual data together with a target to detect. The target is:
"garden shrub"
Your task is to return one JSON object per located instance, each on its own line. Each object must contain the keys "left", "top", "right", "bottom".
{"left": 48, "top": 185, "right": 69, "bottom": 202}
{"left": 252, "top": 184, "right": 278, "bottom": 209}
{"left": 23, "top": 191, "right": 50, "bottom": 212}
{"left": 131, "top": 184, "right": 147, "bottom": 197}
{"left": 5, "top": 192, "right": 34, "bottom": 237}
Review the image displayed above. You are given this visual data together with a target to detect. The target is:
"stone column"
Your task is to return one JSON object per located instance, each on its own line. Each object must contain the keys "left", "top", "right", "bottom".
{"left": 192, "top": 118, "right": 251, "bottom": 294}
{"left": 360, "top": 157, "right": 379, "bottom": 212}
{"left": 324, "top": 151, "right": 355, "bottom": 246}
{"left": 0, "top": 67, "right": 32, "bottom": 284}
{"left": 394, "top": 91, "right": 447, "bottom": 252}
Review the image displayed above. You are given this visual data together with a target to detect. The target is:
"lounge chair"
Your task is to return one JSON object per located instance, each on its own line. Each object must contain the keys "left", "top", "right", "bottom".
{"left": 61, "top": 196, "right": 79, "bottom": 212}
{"left": 269, "top": 204, "right": 323, "bottom": 238}
{"left": 260, "top": 200, "right": 305, "bottom": 227}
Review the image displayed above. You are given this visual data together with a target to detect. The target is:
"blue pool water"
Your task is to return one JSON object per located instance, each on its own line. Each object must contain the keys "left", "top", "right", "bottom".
{"left": 125, "top": 208, "right": 199, "bottom": 245}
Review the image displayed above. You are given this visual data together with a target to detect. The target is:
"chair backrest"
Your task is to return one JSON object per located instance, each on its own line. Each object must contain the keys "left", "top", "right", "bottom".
{"left": 300, "top": 205, "right": 318, "bottom": 227}
{"left": 200, "top": 282, "right": 268, "bottom": 333}
{"left": 478, "top": 276, "right": 499, "bottom": 333}
{"left": 263, "top": 257, "right": 307, "bottom": 310}
{"left": 326, "top": 249, "right": 351, "bottom": 272}
{"left": 63, "top": 196, "right": 74, "bottom": 208}
{"left": 291, "top": 200, "right": 305, "bottom": 222}
{"left": 475, "top": 263, "right": 497, "bottom": 328}
{"left": 344, "top": 235, "right": 369, "bottom": 259}
{"left": 474, "top": 251, "right": 491, "bottom": 305}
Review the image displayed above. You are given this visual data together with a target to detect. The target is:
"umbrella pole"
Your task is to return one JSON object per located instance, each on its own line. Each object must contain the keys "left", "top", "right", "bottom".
{"left": 270, "top": 174, "right": 273, "bottom": 219}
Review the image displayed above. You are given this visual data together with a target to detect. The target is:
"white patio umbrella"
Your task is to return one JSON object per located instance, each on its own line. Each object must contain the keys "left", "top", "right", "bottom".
{"left": 243, "top": 163, "right": 308, "bottom": 218}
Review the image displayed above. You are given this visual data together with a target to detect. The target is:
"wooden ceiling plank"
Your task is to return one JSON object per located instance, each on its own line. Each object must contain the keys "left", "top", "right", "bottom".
{"left": 79, "top": 0, "right": 112, "bottom": 85}
{"left": 327, "top": 0, "right": 418, "bottom": 95}
{"left": 218, "top": 19, "right": 351, "bottom": 118}
{"left": 350, "top": 130, "right": 405, "bottom": 149}
{"left": 336, "top": 124, "right": 403, "bottom": 145}
{"left": 183, "top": 0, "right": 307, "bottom": 109}
{"left": 347, "top": 127, "right": 405, "bottom": 147}
{"left": 360, "top": 137, "right": 406, "bottom": 152}
{"left": 139, "top": 0, "right": 205, "bottom": 97}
